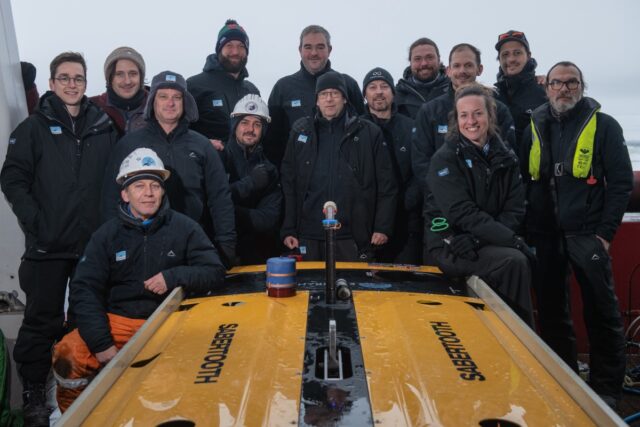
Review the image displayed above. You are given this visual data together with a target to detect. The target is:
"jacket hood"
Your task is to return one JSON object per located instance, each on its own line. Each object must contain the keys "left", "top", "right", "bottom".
{"left": 202, "top": 53, "right": 250, "bottom": 80}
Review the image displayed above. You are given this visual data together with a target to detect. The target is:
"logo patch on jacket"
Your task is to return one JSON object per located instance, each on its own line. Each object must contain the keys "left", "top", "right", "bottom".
{"left": 412, "top": 127, "right": 416, "bottom": 133}
{"left": 50, "top": 126, "right": 62, "bottom": 135}
{"left": 437, "top": 125, "right": 448, "bottom": 134}
{"left": 291, "top": 100, "right": 301, "bottom": 107}
{"left": 466, "top": 159, "right": 473, "bottom": 168}
{"left": 167, "top": 250, "right": 176, "bottom": 257}
{"left": 212, "top": 99, "right": 224, "bottom": 107}
{"left": 297, "top": 134, "right": 308, "bottom": 143}
{"left": 115, "top": 250, "right": 127, "bottom": 262}
{"left": 8, "top": 138, "right": 16, "bottom": 145}
{"left": 437, "top": 167, "right": 449, "bottom": 177}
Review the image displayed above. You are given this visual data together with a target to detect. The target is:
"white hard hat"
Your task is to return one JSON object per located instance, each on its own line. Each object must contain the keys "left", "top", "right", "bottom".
{"left": 230, "top": 94, "right": 271, "bottom": 123}
{"left": 116, "top": 148, "right": 171, "bottom": 185}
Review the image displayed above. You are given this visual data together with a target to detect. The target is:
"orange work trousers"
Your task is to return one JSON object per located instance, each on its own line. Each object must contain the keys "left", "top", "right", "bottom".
{"left": 52, "top": 313, "right": 145, "bottom": 412}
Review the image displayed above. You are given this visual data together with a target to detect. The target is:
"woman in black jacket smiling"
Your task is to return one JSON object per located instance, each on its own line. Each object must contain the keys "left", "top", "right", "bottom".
{"left": 424, "top": 84, "right": 534, "bottom": 325}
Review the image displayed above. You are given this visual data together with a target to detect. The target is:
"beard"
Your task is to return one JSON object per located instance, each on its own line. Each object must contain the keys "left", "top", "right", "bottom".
{"left": 219, "top": 53, "right": 248, "bottom": 74}
{"left": 550, "top": 94, "right": 581, "bottom": 114}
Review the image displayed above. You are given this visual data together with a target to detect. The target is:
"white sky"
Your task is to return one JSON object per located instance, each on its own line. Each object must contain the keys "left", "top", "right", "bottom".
{"left": 9, "top": 0, "right": 640, "bottom": 140}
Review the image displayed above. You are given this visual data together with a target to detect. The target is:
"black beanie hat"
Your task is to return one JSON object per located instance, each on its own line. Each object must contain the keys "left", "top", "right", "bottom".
{"left": 216, "top": 19, "right": 249, "bottom": 55}
{"left": 362, "top": 67, "right": 395, "bottom": 95}
{"left": 315, "top": 71, "right": 348, "bottom": 99}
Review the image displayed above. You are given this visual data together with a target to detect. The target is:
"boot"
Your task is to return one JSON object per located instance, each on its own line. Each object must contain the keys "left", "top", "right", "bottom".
{"left": 22, "top": 380, "right": 51, "bottom": 427}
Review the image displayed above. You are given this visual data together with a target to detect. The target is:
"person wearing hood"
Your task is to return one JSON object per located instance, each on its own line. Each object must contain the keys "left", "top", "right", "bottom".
{"left": 0, "top": 51, "right": 117, "bottom": 426}
{"left": 521, "top": 61, "right": 633, "bottom": 409}
{"left": 395, "top": 37, "right": 450, "bottom": 119}
{"left": 21, "top": 61, "right": 39, "bottom": 115}
{"left": 187, "top": 19, "right": 260, "bottom": 150}
{"left": 264, "top": 25, "right": 365, "bottom": 168}
{"left": 220, "top": 94, "right": 282, "bottom": 264}
{"left": 102, "top": 71, "right": 237, "bottom": 268}
{"left": 90, "top": 46, "right": 149, "bottom": 137}
{"left": 281, "top": 71, "right": 396, "bottom": 261}
{"left": 494, "top": 30, "right": 547, "bottom": 152}
{"left": 361, "top": 67, "right": 421, "bottom": 264}
{"left": 53, "top": 148, "right": 225, "bottom": 412}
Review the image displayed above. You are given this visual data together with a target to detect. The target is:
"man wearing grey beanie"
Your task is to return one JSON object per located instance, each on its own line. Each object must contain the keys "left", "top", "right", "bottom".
{"left": 90, "top": 46, "right": 148, "bottom": 137}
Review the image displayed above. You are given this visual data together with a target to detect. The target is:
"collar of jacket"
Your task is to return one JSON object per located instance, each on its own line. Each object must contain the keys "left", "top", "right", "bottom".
{"left": 118, "top": 196, "right": 170, "bottom": 232}
{"left": 495, "top": 58, "right": 538, "bottom": 91}
{"left": 299, "top": 59, "right": 332, "bottom": 81}
{"left": 148, "top": 117, "right": 190, "bottom": 140}
{"left": 202, "top": 53, "right": 250, "bottom": 80}
{"left": 106, "top": 86, "right": 148, "bottom": 111}
{"left": 455, "top": 134, "right": 516, "bottom": 166}
{"left": 38, "top": 91, "right": 111, "bottom": 135}
{"left": 532, "top": 97, "right": 599, "bottom": 127}
{"left": 362, "top": 102, "right": 399, "bottom": 128}
{"left": 227, "top": 133, "right": 264, "bottom": 161}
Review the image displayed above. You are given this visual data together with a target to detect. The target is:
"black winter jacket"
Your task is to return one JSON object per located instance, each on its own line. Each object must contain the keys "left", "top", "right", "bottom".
{"left": 412, "top": 85, "right": 515, "bottom": 199}
{"left": 71, "top": 201, "right": 225, "bottom": 353}
{"left": 361, "top": 107, "right": 422, "bottom": 234}
{"left": 187, "top": 54, "right": 260, "bottom": 141}
{"left": 220, "top": 134, "right": 282, "bottom": 236}
{"left": 521, "top": 98, "right": 633, "bottom": 242}
{"left": 494, "top": 59, "right": 547, "bottom": 152}
{"left": 424, "top": 135, "right": 525, "bottom": 252}
{"left": 265, "top": 61, "right": 365, "bottom": 167}
{"left": 1, "top": 92, "right": 117, "bottom": 259}
{"left": 281, "top": 112, "right": 397, "bottom": 248}
{"left": 102, "top": 119, "right": 236, "bottom": 247}
{"left": 395, "top": 66, "right": 450, "bottom": 119}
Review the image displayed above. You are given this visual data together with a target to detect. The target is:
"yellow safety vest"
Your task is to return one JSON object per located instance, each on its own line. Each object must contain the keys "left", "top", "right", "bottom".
{"left": 529, "top": 109, "right": 599, "bottom": 180}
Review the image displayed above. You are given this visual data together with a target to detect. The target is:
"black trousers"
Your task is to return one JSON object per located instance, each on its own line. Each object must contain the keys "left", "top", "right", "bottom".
{"left": 431, "top": 245, "right": 534, "bottom": 326}
{"left": 13, "top": 258, "right": 77, "bottom": 383}
{"left": 528, "top": 233, "right": 625, "bottom": 400}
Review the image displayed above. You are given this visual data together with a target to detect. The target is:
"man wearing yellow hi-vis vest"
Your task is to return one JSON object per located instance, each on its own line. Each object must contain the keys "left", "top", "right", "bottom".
{"left": 520, "top": 61, "right": 633, "bottom": 410}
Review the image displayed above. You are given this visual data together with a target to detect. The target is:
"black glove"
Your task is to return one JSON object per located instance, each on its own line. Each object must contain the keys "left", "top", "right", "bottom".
{"left": 218, "top": 242, "right": 237, "bottom": 269}
{"left": 511, "top": 235, "right": 537, "bottom": 267}
{"left": 249, "top": 163, "right": 277, "bottom": 192}
{"left": 445, "top": 233, "right": 479, "bottom": 261}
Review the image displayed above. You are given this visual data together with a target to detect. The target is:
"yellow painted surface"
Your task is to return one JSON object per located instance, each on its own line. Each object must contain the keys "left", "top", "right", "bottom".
{"left": 229, "top": 261, "right": 441, "bottom": 274}
{"left": 353, "top": 291, "right": 596, "bottom": 427}
{"left": 83, "top": 292, "right": 308, "bottom": 426}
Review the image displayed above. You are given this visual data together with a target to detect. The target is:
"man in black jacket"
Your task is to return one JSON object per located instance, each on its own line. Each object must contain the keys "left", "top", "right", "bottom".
{"left": 103, "top": 71, "right": 237, "bottom": 267}
{"left": 188, "top": 19, "right": 260, "bottom": 150}
{"left": 494, "top": 30, "right": 547, "bottom": 152}
{"left": 53, "top": 148, "right": 225, "bottom": 412}
{"left": 361, "top": 67, "right": 421, "bottom": 264}
{"left": 265, "top": 25, "right": 365, "bottom": 168}
{"left": 0, "top": 51, "right": 117, "bottom": 425}
{"left": 521, "top": 62, "right": 633, "bottom": 408}
{"left": 222, "top": 94, "right": 282, "bottom": 264}
{"left": 395, "top": 37, "right": 450, "bottom": 119}
{"left": 281, "top": 72, "right": 396, "bottom": 261}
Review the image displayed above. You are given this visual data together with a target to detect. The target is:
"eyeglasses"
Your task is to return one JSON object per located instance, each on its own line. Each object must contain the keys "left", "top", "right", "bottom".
{"left": 498, "top": 31, "right": 525, "bottom": 41}
{"left": 318, "top": 90, "right": 342, "bottom": 99}
{"left": 547, "top": 79, "right": 581, "bottom": 91}
{"left": 54, "top": 75, "right": 86, "bottom": 86}
{"left": 156, "top": 93, "right": 183, "bottom": 102}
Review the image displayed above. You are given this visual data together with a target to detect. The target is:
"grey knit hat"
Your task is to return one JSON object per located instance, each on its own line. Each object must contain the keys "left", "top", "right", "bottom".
{"left": 104, "top": 46, "right": 146, "bottom": 84}
{"left": 144, "top": 71, "right": 199, "bottom": 123}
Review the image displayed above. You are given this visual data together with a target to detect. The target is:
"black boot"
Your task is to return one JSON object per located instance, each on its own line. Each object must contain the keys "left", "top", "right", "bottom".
{"left": 22, "top": 380, "right": 51, "bottom": 427}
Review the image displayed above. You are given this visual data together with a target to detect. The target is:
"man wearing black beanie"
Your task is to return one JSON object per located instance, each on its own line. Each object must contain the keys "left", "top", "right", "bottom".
{"left": 280, "top": 71, "right": 397, "bottom": 261}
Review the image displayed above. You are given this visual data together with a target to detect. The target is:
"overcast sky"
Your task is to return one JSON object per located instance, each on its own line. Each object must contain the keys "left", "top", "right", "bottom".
{"left": 9, "top": 0, "right": 640, "bottom": 140}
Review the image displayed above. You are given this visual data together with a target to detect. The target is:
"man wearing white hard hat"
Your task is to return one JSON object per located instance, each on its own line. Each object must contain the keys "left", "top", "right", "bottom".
{"left": 221, "top": 94, "right": 282, "bottom": 264}
{"left": 53, "top": 148, "right": 225, "bottom": 412}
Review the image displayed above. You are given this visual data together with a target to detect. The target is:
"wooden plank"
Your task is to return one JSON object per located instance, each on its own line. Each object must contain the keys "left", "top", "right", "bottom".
{"left": 56, "top": 287, "right": 184, "bottom": 426}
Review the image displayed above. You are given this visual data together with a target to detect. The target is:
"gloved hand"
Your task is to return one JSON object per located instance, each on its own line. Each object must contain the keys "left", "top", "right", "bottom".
{"left": 444, "top": 233, "right": 479, "bottom": 261}
{"left": 249, "top": 163, "right": 277, "bottom": 192}
{"left": 218, "top": 242, "right": 237, "bottom": 269}
{"left": 511, "top": 235, "right": 537, "bottom": 267}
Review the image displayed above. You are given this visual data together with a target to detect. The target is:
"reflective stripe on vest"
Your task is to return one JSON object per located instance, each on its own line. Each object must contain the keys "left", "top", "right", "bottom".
{"left": 528, "top": 109, "right": 599, "bottom": 180}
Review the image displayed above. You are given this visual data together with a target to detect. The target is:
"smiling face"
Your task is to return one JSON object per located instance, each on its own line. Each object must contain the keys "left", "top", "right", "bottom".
{"left": 111, "top": 59, "right": 141, "bottom": 99}
{"left": 299, "top": 32, "right": 331, "bottom": 75}
{"left": 235, "top": 115, "right": 263, "bottom": 148}
{"left": 364, "top": 80, "right": 393, "bottom": 114}
{"left": 121, "top": 178, "right": 164, "bottom": 220}
{"left": 49, "top": 61, "right": 86, "bottom": 108}
{"left": 498, "top": 41, "right": 530, "bottom": 76}
{"left": 410, "top": 44, "right": 440, "bottom": 81}
{"left": 153, "top": 88, "right": 184, "bottom": 129}
{"left": 219, "top": 40, "right": 248, "bottom": 74}
{"left": 447, "top": 47, "right": 483, "bottom": 90}
{"left": 456, "top": 94, "right": 489, "bottom": 147}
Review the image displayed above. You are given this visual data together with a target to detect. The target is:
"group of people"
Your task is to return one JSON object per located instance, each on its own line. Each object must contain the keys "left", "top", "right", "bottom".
{"left": 0, "top": 19, "right": 633, "bottom": 425}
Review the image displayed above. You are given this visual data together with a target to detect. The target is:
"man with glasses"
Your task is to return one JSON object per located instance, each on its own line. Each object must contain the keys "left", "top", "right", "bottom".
{"left": 0, "top": 51, "right": 117, "bottom": 425}
{"left": 90, "top": 46, "right": 148, "bottom": 137}
{"left": 521, "top": 61, "right": 633, "bottom": 409}
{"left": 102, "top": 71, "right": 237, "bottom": 268}
{"left": 281, "top": 71, "right": 396, "bottom": 261}
{"left": 494, "top": 30, "right": 547, "bottom": 152}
